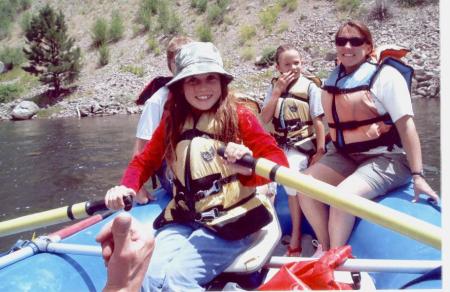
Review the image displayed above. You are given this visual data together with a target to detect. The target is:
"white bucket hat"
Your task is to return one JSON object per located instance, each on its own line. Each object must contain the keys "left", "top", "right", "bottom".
{"left": 166, "top": 42, "right": 233, "bottom": 88}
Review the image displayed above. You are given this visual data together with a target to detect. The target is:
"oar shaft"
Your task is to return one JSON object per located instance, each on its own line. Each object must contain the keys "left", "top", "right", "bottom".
{"left": 268, "top": 256, "right": 441, "bottom": 273}
{"left": 0, "top": 197, "right": 132, "bottom": 237}
{"left": 255, "top": 158, "right": 441, "bottom": 250}
{"left": 0, "top": 202, "right": 89, "bottom": 237}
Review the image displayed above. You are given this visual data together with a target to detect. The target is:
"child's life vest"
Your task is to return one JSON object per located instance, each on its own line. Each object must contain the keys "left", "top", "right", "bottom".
{"left": 322, "top": 45, "right": 413, "bottom": 153}
{"left": 153, "top": 112, "right": 273, "bottom": 240}
{"left": 269, "top": 74, "right": 322, "bottom": 148}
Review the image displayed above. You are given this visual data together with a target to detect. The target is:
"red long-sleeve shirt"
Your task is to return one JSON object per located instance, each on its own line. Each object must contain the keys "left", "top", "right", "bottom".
{"left": 121, "top": 105, "right": 288, "bottom": 192}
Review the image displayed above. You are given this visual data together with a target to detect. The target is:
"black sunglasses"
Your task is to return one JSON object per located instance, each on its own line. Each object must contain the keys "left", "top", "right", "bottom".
{"left": 335, "top": 37, "right": 366, "bottom": 47}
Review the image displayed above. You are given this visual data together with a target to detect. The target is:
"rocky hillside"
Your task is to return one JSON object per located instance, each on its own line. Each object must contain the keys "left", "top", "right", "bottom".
{"left": 0, "top": 0, "right": 440, "bottom": 120}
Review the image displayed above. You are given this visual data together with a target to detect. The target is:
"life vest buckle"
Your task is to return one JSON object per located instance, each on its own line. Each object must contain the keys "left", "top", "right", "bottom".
{"left": 195, "top": 179, "right": 222, "bottom": 200}
{"left": 195, "top": 208, "right": 219, "bottom": 222}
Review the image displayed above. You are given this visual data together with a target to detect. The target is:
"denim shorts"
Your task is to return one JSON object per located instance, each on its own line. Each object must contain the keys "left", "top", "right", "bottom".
{"left": 318, "top": 145, "right": 411, "bottom": 195}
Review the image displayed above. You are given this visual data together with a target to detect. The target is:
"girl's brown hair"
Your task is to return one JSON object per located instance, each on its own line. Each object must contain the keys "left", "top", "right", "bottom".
{"left": 166, "top": 36, "right": 193, "bottom": 70}
{"left": 274, "top": 44, "right": 298, "bottom": 65}
{"left": 335, "top": 20, "right": 374, "bottom": 55}
{"left": 164, "top": 76, "right": 239, "bottom": 164}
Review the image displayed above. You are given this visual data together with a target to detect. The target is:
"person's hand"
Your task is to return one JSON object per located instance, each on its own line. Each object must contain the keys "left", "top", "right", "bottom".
{"left": 309, "top": 151, "right": 325, "bottom": 166}
{"left": 412, "top": 176, "right": 439, "bottom": 204}
{"left": 96, "top": 213, "right": 154, "bottom": 292}
{"left": 222, "top": 142, "right": 253, "bottom": 176}
{"left": 135, "top": 188, "right": 156, "bottom": 205}
{"left": 273, "top": 71, "right": 297, "bottom": 96}
{"left": 105, "top": 185, "right": 136, "bottom": 210}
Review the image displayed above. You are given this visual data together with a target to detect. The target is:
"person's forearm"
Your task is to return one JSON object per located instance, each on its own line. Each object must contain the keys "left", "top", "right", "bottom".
{"left": 261, "top": 91, "right": 281, "bottom": 124}
{"left": 313, "top": 116, "right": 326, "bottom": 153}
{"left": 395, "top": 116, "right": 423, "bottom": 173}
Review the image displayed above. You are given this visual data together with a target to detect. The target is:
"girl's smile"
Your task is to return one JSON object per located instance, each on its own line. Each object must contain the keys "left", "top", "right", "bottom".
{"left": 183, "top": 73, "right": 222, "bottom": 111}
{"left": 335, "top": 26, "right": 372, "bottom": 74}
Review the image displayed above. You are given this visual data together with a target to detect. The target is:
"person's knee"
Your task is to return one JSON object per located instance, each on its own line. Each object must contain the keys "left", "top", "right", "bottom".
{"left": 163, "top": 266, "right": 202, "bottom": 290}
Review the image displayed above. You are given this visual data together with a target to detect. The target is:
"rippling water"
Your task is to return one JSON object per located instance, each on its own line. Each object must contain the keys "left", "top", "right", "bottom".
{"left": 0, "top": 99, "right": 441, "bottom": 251}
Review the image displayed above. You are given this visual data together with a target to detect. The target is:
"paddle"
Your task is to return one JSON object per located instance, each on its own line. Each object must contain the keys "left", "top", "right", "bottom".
{"left": 217, "top": 147, "right": 441, "bottom": 250}
{"left": 0, "top": 196, "right": 132, "bottom": 237}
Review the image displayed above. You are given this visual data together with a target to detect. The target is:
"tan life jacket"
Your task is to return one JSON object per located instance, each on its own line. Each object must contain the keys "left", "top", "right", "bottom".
{"left": 153, "top": 112, "right": 272, "bottom": 240}
{"left": 322, "top": 45, "right": 412, "bottom": 153}
{"left": 269, "top": 74, "right": 321, "bottom": 148}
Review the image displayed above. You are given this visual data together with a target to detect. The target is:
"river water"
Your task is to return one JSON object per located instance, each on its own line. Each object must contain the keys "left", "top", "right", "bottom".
{"left": 0, "top": 98, "right": 441, "bottom": 252}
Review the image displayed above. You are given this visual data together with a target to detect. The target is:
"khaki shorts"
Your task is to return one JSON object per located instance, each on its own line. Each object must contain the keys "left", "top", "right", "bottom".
{"left": 318, "top": 145, "right": 411, "bottom": 196}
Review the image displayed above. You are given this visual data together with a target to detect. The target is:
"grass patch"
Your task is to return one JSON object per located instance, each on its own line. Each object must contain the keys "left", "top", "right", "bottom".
{"left": 196, "top": 23, "right": 213, "bottom": 42}
{"left": 258, "top": 5, "right": 282, "bottom": 32}
{"left": 240, "top": 46, "right": 255, "bottom": 61}
{"left": 278, "top": 0, "right": 299, "bottom": 12}
{"left": 120, "top": 65, "right": 145, "bottom": 77}
{"left": 35, "top": 104, "right": 63, "bottom": 118}
{"left": 239, "top": 25, "right": 256, "bottom": 45}
{"left": 277, "top": 21, "right": 289, "bottom": 33}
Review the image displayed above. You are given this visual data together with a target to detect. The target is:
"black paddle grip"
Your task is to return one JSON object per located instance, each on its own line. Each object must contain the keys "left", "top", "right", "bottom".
{"left": 217, "top": 146, "right": 256, "bottom": 169}
{"left": 86, "top": 195, "right": 133, "bottom": 215}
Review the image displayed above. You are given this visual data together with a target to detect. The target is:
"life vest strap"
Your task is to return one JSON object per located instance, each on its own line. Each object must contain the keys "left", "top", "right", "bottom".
{"left": 179, "top": 129, "right": 212, "bottom": 142}
{"left": 328, "top": 113, "right": 392, "bottom": 130}
{"left": 173, "top": 174, "right": 238, "bottom": 202}
{"left": 273, "top": 118, "right": 313, "bottom": 132}
{"left": 323, "top": 84, "right": 371, "bottom": 94}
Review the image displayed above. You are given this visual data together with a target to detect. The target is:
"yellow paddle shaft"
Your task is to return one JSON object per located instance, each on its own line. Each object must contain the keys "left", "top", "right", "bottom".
{"left": 0, "top": 202, "right": 88, "bottom": 237}
{"left": 256, "top": 158, "right": 441, "bottom": 250}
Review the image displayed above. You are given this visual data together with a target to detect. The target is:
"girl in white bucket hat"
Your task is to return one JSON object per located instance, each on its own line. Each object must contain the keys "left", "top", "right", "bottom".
{"left": 103, "top": 42, "right": 288, "bottom": 291}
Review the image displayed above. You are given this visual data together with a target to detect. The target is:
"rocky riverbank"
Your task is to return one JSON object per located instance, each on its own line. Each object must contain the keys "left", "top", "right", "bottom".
{"left": 0, "top": 0, "right": 440, "bottom": 120}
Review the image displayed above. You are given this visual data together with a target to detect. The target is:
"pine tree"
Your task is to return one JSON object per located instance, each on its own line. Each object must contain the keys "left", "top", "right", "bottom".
{"left": 22, "top": 4, "right": 81, "bottom": 96}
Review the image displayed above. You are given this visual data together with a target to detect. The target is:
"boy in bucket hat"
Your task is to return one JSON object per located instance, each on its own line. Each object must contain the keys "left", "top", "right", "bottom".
{"left": 101, "top": 42, "right": 288, "bottom": 291}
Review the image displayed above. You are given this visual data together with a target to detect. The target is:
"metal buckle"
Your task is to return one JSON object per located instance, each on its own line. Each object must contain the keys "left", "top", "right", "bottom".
{"left": 195, "top": 208, "right": 219, "bottom": 222}
{"left": 195, "top": 180, "right": 222, "bottom": 200}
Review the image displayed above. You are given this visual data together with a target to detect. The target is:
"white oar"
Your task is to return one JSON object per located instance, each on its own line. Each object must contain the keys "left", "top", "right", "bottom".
{"left": 267, "top": 256, "right": 441, "bottom": 274}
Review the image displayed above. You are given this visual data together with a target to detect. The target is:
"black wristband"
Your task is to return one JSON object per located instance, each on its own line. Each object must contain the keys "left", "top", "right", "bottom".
{"left": 411, "top": 170, "right": 424, "bottom": 178}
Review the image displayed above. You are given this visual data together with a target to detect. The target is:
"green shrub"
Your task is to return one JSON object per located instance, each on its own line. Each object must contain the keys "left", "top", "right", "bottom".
{"left": 258, "top": 5, "right": 282, "bottom": 32}
{"left": 98, "top": 44, "right": 110, "bottom": 66}
{"left": 196, "top": 23, "right": 213, "bottom": 42}
{"left": 121, "top": 65, "right": 145, "bottom": 77}
{"left": 278, "top": 0, "right": 298, "bottom": 12}
{"left": 191, "top": 0, "right": 208, "bottom": 13}
{"left": 147, "top": 36, "right": 160, "bottom": 54}
{"left": 0, "top": 0, "right": 32, "bottom": 39}
{"left": 256, "top": 47, "right": 276, "bottom": 66}
{"left": 239, "top": 25, "right": 256, "bottom": 45}
{"left": 0, "top": 46, "right": 25, "bottom": 70}
{"left": 241, "top": 46, "right": 255, "bottom": 61}
{"left": 277, "top": 21, "right": 289, "bottom": 33}
{"left": 0, "top": 83, "right": 23, "bottom": 103}
{"left": 109, "top": 11, "right": 124, "bottom": 42}
{"left": 92, "top": 18, "right": 108, "bottom": 47}
{"left": 20, "top": 11, "right": 32, "bottom": 34}
{"left": 207, "top": 4, "right": 224, "bottom": 25}
{"left": 337, "top": 0, "right": 361, "bottom": 14}
{"left": 141, "top": 0, "right": 160, "bottom": 15}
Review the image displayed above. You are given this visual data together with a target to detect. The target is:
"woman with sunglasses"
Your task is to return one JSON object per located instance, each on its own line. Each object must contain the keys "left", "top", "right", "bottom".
{"left": 297, "top": 20, "right": 439, "bottom": 255}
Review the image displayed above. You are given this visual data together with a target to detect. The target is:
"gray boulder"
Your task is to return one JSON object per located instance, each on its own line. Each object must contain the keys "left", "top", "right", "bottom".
{"left": 11, "top": 101, "right": 40, "bottom": 120}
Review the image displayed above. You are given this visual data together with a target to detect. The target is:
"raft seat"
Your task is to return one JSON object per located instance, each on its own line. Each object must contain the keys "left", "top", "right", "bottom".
{"left": 224, "top": 195, "right": 281, "bottom": 274}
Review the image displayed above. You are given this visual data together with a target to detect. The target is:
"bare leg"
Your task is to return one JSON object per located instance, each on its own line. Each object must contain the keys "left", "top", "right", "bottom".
{"left": 329, "top": 176, "right": 377, "bottom": 248}
{"left": 297, "top": 162, "right": 346, "bottom": 251}
{"left": 287, "top": 195, "right": 301, "bottom": 255}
